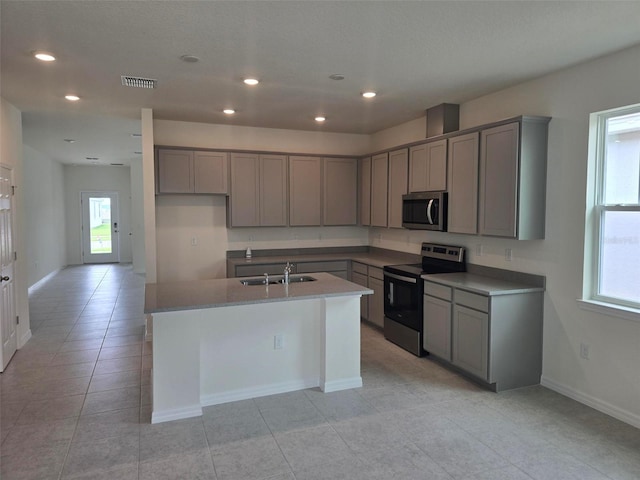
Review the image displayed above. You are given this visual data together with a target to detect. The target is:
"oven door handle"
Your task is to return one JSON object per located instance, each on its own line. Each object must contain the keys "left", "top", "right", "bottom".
{"left": 383, "top": 272, "right": 417, "bottom": 284}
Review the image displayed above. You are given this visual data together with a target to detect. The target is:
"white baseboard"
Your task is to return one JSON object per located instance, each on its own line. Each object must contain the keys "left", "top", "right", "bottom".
{"left": 18, "top": 329, "right": 32, "bottom": 349}
{"left": 200, "top": 377, "right": 319, "bottom": 407}
{"left": 541, "top": 375, "right": 640, "bottom": 429}
{"left": 321, "top": 376, "right": 363, "bottom": 393}
{"left": 28, "top": 268, "right": 64, "bottom": 295}
{"left": 151, "top": 404, "right": 203, "bottom": 424}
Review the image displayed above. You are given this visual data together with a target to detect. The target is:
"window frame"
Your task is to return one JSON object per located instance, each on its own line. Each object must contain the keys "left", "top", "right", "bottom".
{"left": 590, "top": 104, "right": 640, "bottom": 311}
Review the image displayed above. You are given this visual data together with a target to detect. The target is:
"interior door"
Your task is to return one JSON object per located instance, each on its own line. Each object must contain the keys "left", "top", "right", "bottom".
{"left": 81, "top": 192, "right": 120, "bottom": 263}
{"left": 0, "top": 165, "right": 17, "bottom": 371}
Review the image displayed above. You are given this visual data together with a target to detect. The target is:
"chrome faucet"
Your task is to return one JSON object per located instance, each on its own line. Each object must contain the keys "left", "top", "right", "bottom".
{"left": 283, "top": 262, "right": 294, "bottom": 284}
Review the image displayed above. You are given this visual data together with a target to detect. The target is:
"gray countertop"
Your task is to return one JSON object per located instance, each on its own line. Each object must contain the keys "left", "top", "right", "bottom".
{"left": 422, "top": 272, "right": 544, "bottom": 296}
{"left": 145, "top": 272, "right": 373, "bottom": 313}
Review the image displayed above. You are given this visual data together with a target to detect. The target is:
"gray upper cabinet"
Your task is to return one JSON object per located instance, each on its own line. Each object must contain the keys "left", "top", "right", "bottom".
{"left": 194, "top": 151, "right": 229, "bottom": 194}
{"left": 409, "top": 139, "right": 447, "bottom": 193}
{"left": 359, "top": 157, "right": 371, "bottom": 226}
{"left": 157, "top": 149, "right": 193, "bottom": 194}
{"left": 447, "top": 132, "right": 479, "bottom": 234}
{"left": 324, "top": 158, "right": 358, "bottom": 226}
{"left": 371, "top": 153, "right": 389, "bottom": 227}
{"left": 156, "top": 148, "right": 228, "bottom": 194}
{"left": 289, "top": 156, "right": 322, "bottom": 226}
{"left": 229, "top": 153, "right": 287, "bottom": 227}
{"left": 260, "top": 154, "right": 288, "bottom": 226}
{"left": 388, "top": 148, "right": 408, "bottom": 229}
{"left": 479, "top": 118, "right": 549, "bottom": 239}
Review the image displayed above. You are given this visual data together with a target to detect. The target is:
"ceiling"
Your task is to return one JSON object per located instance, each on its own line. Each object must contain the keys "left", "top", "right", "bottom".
{"left": 3, "top": 1, "right": 640, "bottom": 166}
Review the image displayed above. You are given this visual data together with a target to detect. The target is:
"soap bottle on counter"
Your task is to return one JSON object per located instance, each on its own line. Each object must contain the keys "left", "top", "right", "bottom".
{"left": 245, "top": 247, "right": 252, "bottom": 259}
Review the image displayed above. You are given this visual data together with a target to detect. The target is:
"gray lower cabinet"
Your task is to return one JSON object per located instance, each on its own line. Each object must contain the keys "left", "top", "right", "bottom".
{"left": 423, "top": 279, "right": 543, "bottom": 391}
{"left": 234, "top": 259, "right": 348, "bottom": 279}
{"left": 350, "top": 262, "right": 369, "bottom": 320}
{"left": 368, "top": 267, "right": 385, "bottom": 328}
{"left": 296, "top": 260, "right": 348, "bottom": 280}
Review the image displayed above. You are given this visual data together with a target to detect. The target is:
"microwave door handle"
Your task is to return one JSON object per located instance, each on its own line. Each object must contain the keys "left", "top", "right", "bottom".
{"left": 426, "top": 199, "right": 434, "bottom": 224}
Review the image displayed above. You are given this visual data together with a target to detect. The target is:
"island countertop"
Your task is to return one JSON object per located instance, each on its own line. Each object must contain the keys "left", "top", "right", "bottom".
{"left": 145, "top": 272, "right": 373, "bottom": 313}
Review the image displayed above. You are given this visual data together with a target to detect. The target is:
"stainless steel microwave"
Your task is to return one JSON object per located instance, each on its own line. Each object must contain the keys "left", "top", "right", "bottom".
{"left": 402, "top": 191, "right": 448, "bottom": 231}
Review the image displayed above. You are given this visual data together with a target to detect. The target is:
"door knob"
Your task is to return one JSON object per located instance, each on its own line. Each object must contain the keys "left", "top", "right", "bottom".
{"left": 1, "top": 276, "right": 9, "bottom": 282}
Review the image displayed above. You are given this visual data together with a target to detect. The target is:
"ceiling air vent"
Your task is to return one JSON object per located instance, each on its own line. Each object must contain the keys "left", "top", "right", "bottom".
{"left": 121, "top": 75, "right": 157, "bottom": 89}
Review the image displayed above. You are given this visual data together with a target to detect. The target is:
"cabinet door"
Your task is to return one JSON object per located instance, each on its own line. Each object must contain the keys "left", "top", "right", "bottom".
{"left": 425, "top": 139, "right": 447, "bottom": 191}
{"left": 157, "top": 149, "right": 193, "bottom": 193}
{"left": 388, "top": 148, "right": 408, "bottom": 228}
{"left": 289, "top": 156, "right": 322, "bottom": 226}
{"left": 350, "top": 271, "right": 369, "bottom": 320}
{"left": 447, "top": 132, "right": 479, "bottom": 234}
{"left": 479, "top": 122, "right": 519, "bottom": 237}
{"left": 229, "top": 152, "right": 260, "bottom": 227}
{"left": 359, "top": 157, "right": 371, "bottom": 226}
{"left": 324, "top": 158, "right": 358, "bottom": 226}
{"left": 452, "top": 304, "right": 489, "bottom": 380}
{"left": 409, "top": 143, "right": 428, "bottom": 193}
{"left": 368, "top": 276, "right": 385, "bottom": 328}
{"left": 423, "top": 294, "right": 452, "bottom": 361}
{"left": 370, "top": 153, "right": 389, "bottom": 227}
{"left": 194, "top": 151, "right": 228, "bottom": 194}
{"left": 260, "top": 155, "right": 288, "bottom": 226}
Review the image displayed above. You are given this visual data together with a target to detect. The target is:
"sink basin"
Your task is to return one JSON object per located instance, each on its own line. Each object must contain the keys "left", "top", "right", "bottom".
{"left": 239, "top": 275, "right": 317, "bottom": 286}
{"left": 278, "top": 275, "right": 317, "bottom": 284}
{"left": 239, "top": 278, "right": 278, "bottom": 286}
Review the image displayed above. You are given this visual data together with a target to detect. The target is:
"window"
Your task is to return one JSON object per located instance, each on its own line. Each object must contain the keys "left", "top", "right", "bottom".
{"left": 590, "top": 105, "right": 640, "bottom": 310}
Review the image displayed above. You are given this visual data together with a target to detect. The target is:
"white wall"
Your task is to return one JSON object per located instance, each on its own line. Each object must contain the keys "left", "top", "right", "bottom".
{"left": 130, "top": 157, "right": 146, "bottom": 274}
{"left": 1, "top": 98, "right": 30, "bottom": 346}
{"left": 153, "top": 120, "right": 370, "bottom": 282}
{"left": 64, "top": 165, "right": 133, "bottom": 265}
{"left": 23, "top": 145, "right": 66, "bottom": 287}
{"left": 370, "top": 44, "right": 640, "bottom": 426}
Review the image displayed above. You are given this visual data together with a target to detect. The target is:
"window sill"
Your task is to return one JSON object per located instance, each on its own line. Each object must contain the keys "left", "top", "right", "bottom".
{"left": 577, "top": 299, "right": 640, "bottom": 323}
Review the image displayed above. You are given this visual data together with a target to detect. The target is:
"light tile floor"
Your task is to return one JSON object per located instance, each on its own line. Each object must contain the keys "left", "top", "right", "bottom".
{"left": 1, "top": 264, "right": 639, "bottom": 479}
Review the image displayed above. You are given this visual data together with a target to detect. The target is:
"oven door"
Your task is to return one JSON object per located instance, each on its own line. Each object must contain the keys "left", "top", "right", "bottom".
{"left": 383, "top": 271, "right": 423, "bottom": 331}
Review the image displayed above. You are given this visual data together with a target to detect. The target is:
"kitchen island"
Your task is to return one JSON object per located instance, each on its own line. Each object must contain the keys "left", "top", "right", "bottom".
{"left": 144, "top": 273, "right": 372, "bottom": 424}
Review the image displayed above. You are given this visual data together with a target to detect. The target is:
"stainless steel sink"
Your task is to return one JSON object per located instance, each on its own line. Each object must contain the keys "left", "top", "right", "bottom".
{"left": 239, "top": 278, "right": 278, "bottom": 286}
{"left": 278, "top": 275, "right": 317, "bottom": 284}
{"left": 239, "top": 275, "right": 317, "bottom": 286}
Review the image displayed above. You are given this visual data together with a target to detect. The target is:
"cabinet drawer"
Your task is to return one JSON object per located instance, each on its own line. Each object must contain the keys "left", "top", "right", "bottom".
{"left": 369, "top": 266, "right": 384, "bottom": 281}
{"left": 454, "top": 289, "right": 489, "bottom": 312}
{"left": 297, "top": 261, "right": 348, "bottom": 273}
{"left": 235, "top": 263, "right": 289, "bottom": 277}
{"left": 351, "top": 261, "right": 368, "bottom": 276}
{"left": 424, "top": 282, "right": 452, "bottom": 301}
{"left": 351, "top": 271, "right": 368, "bottom": 287}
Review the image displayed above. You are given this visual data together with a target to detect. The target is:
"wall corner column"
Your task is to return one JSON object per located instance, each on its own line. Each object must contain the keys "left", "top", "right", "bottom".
{"left": 141, "top": 108, "right": 157, "bottom": 283}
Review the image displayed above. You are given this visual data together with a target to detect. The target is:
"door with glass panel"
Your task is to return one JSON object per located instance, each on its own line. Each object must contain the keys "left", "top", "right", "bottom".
{"left": 81, "top": 192, "right": 120, "bottom": 263}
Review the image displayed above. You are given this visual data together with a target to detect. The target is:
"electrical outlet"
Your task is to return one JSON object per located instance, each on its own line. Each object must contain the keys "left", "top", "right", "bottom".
{"left": 191, "top": 237, "right": 197, "bottom": 246}
{"left": 580, "top": 342, "right": 589, "bottom": 360}
{"left": 476, "top": 244, "right": 483, "bottom": 256}
{"left": 274, "top": 334, "right": 284, "bottom": 350}
{"left": 505, "top": 248, "right": 513, "bottom": 261}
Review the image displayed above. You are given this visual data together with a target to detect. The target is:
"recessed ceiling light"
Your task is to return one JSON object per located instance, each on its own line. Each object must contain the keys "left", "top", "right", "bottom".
{"left": 65, "top": 95, "right": 80, "bottom": 101}
{"left": 329, "top": 74, "right": 345, "bottom": 81}
{"left": 223, "top": 109, "right": 235, "bottom": 115}
{"left": 34, "top": 51, "right": 55, "bottom": 62}
{"left": 243, "top": 78, "right": 259, "bottom": 86}
{"left": 63, "top": 139, "right": 76, "bottom": 143}
{"left": 180, "top": 54, "right": 199, "bottom": 63}
{"left": 362, "top": 91, "right": 377, "bottom": 98}
{"left": 315, "top": 116, "right": 326, "bottom": 122}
